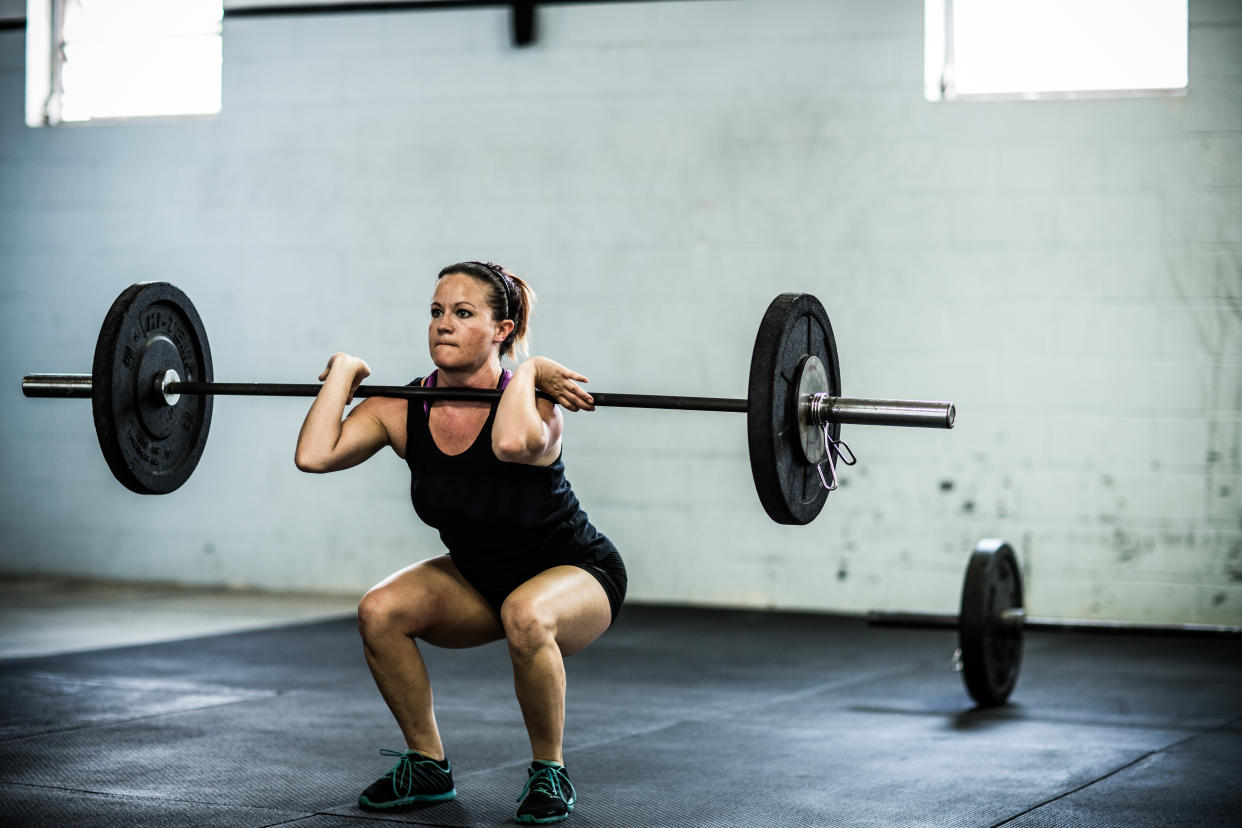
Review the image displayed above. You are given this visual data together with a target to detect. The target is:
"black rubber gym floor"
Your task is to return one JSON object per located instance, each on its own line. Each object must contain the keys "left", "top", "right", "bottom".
{"left": 1, "top": 605, "right": 1239, "bottom": 827}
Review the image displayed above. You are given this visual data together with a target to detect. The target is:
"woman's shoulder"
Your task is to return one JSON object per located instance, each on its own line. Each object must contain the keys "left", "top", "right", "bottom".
{"left": 354, "top": 393, "right": 407, "bottom": 429}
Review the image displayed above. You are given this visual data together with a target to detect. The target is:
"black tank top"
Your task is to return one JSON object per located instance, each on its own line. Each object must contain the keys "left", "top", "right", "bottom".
{"left": 406, "top": 370, "right": 615, "bottom": 587}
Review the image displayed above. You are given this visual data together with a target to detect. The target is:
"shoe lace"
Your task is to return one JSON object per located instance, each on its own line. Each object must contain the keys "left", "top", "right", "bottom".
{"left": 518, "top": 764, "right": 575, "bottom": 804}
{"left": 380, "top": 748, "right": 417, "bottom": 798}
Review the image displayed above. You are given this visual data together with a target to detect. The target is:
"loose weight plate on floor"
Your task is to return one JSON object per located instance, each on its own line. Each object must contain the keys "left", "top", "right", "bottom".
{"left": 91, "top": 282, "right": 214, "bottom": 494}
{"left": 747, "top": 293, "right": 841, "bottom": 525}
{"left": 959, "top": 539, "right": 1024, "bottom": 707}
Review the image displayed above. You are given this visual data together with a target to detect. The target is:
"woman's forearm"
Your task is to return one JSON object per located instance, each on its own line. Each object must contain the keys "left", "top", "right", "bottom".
{"left": 494, "top": 361, "right": 550, "bottom": 462}
{"left": 295, "top": 374, "right": 356, "bottom": 469}
{"left": 295, "top": 354, "right": 373, "bottom": 471}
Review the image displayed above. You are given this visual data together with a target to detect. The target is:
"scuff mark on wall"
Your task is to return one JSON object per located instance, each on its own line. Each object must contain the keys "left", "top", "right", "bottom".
{"left": 1227, "top": 541, "right": 1242, "bottom": 584}
{"left": 1111, "top": 527, "right": 1153, "bottom": 564}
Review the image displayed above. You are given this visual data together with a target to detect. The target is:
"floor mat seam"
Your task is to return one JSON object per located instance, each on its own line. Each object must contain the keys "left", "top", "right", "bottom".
{"left": 0, "top": 693, "right": 283, "bottom": 745}
{"left": 987, "top": 750, "right": 1158, "bottom": 828}
{"left": 0, "top": 778, "right": 320, "bottom": 816}
{"left": 259, "top": 810, "right": 453, "bottom": 828}
{"left": 529, "top": 663, "right": 919, "bottom": 773}
{"left": 987, "top": 714, "right": 1242, "bottom": 828}
{"left": 3, "top": 780, "right": 459, "bottom": 828}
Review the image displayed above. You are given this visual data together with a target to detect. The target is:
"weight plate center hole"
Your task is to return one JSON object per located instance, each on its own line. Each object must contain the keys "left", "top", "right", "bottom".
{"left": 134, "top": 335, "right": 185, "bottom": 439}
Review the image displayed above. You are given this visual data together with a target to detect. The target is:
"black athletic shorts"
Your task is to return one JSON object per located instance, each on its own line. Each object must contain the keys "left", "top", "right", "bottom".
{"left": 576, "top": 549, "right": 627, "bottom": 626}
{"left": 453, "top": 548, "right": 627, "bottom": 627}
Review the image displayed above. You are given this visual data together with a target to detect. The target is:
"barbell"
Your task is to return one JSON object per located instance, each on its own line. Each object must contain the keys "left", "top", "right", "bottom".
{"left": 868, "top": 539, "right": 1242, "bottom": 707}
{"left": 22, "top": 282, "right": 956, "bottom": 524}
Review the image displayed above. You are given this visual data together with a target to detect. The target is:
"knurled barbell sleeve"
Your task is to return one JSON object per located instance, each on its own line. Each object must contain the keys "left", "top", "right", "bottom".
{"left": 21, "top": 374, "right": 93, "bottom": 398}
{"left": 814, "top": 397, "right": 955, "bottom": 429}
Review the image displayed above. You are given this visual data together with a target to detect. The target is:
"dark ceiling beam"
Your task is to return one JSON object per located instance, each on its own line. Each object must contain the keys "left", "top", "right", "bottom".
{"left": 224, "top": 0, "right": 716, "bottom": 48}
{"left": 227, "top": 1, "right": 539, "bottom": 46}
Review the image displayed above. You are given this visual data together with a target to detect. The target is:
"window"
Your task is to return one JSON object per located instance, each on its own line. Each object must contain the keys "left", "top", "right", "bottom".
{"left": 26, "top": 0, "right": 223, "bottom": 126}
{"left": 925, "top": 0, "right": 1188, "bottom": 102}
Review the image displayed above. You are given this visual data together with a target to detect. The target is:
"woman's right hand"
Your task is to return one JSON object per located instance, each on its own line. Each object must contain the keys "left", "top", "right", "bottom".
{"left": 526, "top": 356, "right": 594, "bottom": 412}
{"left": 296, "top": 352, "right": 390, "bottom": 473}
{"left": 319, "top": 352, "right": 371, "bottom": 404}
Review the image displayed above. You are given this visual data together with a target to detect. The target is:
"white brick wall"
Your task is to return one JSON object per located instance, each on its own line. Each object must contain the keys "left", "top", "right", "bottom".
{"left": 1, "top": 0, "right": 1239, "bottom": 625}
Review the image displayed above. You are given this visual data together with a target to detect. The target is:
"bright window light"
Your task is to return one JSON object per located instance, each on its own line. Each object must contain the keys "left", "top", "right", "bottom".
{"left": 926, "top": 0, "right": 1188, "bottom": 101}
{"left": 28, "top": 0, "right": 222, "bottom": 126}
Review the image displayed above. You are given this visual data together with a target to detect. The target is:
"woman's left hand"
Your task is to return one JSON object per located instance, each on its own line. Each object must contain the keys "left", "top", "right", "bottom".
{"left": 526, "top": 356, "right": 595, "bottom": 412}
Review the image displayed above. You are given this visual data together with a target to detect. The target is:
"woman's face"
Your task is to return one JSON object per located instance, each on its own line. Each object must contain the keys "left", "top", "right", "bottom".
{"left": 428, "top": 272, "right": 510, "bottom": 371}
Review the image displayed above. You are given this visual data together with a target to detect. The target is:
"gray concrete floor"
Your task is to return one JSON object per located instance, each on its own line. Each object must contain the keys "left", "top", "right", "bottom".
{"left": 0, "top": 575, "right": 358, "bottom": 659}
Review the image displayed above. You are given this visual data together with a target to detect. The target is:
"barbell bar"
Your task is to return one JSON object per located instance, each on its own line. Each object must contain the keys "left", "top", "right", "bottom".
{"left": 866, "top": 539, "right": 1242, "bottom": 707}
{"left": 22, "top": 374, "right": 955, "bottom": 427}
{"left": 20, "top": 282, "right": 956, "bottom": 523}
{"left": 867, "top": 608, "right": 1242, "bottom": 638}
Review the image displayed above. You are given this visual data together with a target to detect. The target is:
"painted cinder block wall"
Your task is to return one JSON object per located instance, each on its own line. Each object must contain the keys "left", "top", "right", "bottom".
{"left": 1, "top": 0, "right": 1239, "bottom": 624}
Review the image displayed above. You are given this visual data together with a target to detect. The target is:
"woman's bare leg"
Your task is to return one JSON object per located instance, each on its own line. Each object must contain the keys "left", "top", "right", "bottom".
{"left": 356, "top": 555, "right": 504, "bottom": 758}
{"left": 500, "top": 566, "right": 612, "bottom": 764}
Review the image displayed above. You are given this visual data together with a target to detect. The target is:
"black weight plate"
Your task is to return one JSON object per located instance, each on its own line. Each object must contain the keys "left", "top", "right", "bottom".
{"left": 747, "top": 293, "right": 842, "bottom": 525}
{"left": 91, "top": 283, "right": 213, "bottom": 495}
{"left": 959, "top": 539, "right": 1024, "bottom": 707}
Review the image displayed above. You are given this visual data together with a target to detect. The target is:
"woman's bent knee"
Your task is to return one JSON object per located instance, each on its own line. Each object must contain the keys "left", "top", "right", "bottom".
{"left": 501, "top": 598, "right": 556, "bottom": 657}
{"left": 358, "top": 586, "right": 421, "bottom": 641}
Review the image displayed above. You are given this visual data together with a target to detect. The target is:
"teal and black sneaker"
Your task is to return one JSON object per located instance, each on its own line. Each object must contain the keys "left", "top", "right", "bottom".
{"left": 358, "top": 748, "right": 456, "bottom": 810}
{"left": 514, "top": 760, "right": 576, "bottom": 824}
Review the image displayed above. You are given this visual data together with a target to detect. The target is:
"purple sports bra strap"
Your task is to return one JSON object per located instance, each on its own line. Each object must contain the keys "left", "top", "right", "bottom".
{"left": 422, "top": 370, "right": 437, "bottom": 417}
{"left": 422, "top": 368, "right": 512, "bottom": 417}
